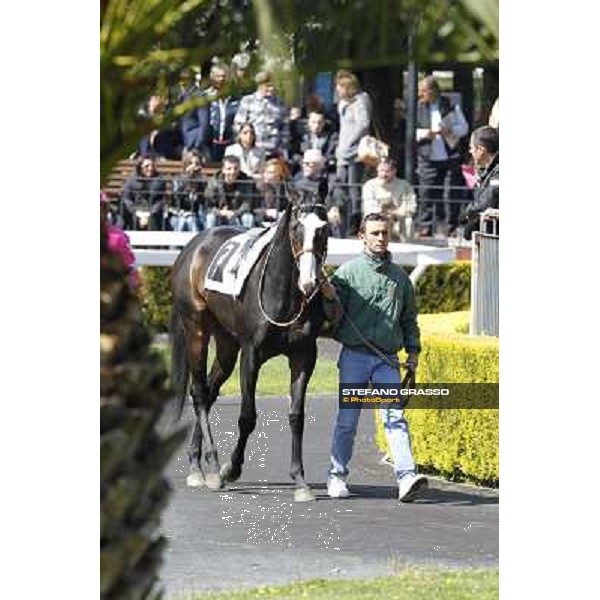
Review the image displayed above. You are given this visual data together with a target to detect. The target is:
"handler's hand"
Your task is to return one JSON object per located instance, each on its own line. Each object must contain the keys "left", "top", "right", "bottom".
{"left": 321, "top": 281, "right": 339, "bottom": 301}
{"left": 404, "top": 353, "right": 419, "bottom": 370}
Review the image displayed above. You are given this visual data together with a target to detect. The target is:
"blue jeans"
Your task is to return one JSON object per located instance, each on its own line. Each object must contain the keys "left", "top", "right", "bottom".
{"left": 170, "top": 208, "right": 205, "bottom": 232}
{"left": 329, "top": 347, "right": 416, "bottom": 482}
{"left": 205, "top": 211, "right": 254, "bottom": 229}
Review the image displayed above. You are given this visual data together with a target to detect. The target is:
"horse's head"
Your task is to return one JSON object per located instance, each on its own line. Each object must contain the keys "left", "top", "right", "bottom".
{"left": 287, "top": 189, "right": 329, "bottom": 297}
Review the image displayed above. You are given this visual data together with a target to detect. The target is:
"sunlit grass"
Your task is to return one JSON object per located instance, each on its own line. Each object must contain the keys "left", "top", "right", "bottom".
{"left": 172, "top": 568, "right": 499, "bottom": 600}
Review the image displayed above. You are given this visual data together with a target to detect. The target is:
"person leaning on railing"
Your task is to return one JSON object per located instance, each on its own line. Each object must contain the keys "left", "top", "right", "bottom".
{"left": 204, "top": 155, "right": 257, "bottom": 229}
{"left": 461, "top": 126, "right": 499, "bottom": 240}
{"left": 170, "top": 150, "right": 207, "bottom": 232}
{"left": 119, "top": 155, "right": 167, "bottom": 231}
{"left": 362, "top": 157, "right": 417, "bottom": 242}
{"left": 255, "top": 158, "right": 289, "bottom": 226}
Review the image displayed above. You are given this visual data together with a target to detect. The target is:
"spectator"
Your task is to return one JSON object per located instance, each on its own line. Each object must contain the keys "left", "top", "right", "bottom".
{"left": 362, "top": 158, "right": 417, "bottom": 242}
{"left": 101, "top": 191, "right": 140, "bottom": 288}
{"left": 294, "top": 149, "right": 342, "bottom": 237}
{"left": 305, "top": 92, "right": 339, "bottom": 131}
{"left": 179, "top": 70, "right": 211, "bottom": 159}
{"left": 256, "top": 158, "right": 289, "bottom": 225}
{"left": 293, "top": 149, "right": 329, "bottom": 201}
{"left": 334, "top": 70, "right": 372, "bottom": 235}
{"left": 203, "top": 63, "right": 241, "bottom": 162}
{"left": 136, "top": 94, "right": 183, "bottom": 160}
{"left": 120, "top": 156, "right": 166, "bottom": 230}
{"left": 170, "top": 150, "right": 207, "bottom": 232}
{"left": 296, "top": 110, "right": 338, "bottom": 174}
{"left": 416, "top": 75, "right": 469, "bottom": 237}
{"left": 204, "top": 155, "right": 257, "bottom": 229}
{"left": 224, "top": 122, "right": 265, "bottom": 181}
{"left": 461, "top": 126, "right": 499, "bottom": 240}
{"left": 234, "top": 71, "right": 290, "bottom": 157}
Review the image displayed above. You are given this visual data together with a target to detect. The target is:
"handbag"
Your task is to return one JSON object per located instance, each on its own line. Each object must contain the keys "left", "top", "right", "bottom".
{"left": 357, "top": 135, "right": 389, "bottom": 168}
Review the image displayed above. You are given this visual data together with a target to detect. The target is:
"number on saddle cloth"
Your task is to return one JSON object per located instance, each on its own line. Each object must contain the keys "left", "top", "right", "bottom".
{"left": 204, "top": 226, "right": 277, "bottom": 296}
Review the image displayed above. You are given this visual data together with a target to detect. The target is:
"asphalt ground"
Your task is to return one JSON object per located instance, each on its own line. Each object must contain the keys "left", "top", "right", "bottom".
{"left": 158, "top": 389, "right": 499, "bottom": 596}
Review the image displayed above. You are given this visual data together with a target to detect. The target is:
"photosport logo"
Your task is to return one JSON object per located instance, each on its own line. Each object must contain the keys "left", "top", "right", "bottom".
{"left": 339, "top": 383, "right": 499, "bottom": 409}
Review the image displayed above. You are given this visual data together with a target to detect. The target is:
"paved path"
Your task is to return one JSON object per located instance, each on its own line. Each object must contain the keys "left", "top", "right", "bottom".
{"left": 159, "top": 394, "right": 498, "bottom": 596}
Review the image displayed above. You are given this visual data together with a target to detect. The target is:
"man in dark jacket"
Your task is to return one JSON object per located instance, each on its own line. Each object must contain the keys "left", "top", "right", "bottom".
{"left": 416, "top": 76, "right": 469, "bottom": 236}
{"left": 462, "top": 126, "right": 499, "bottom": 240}
{"left": 204, "top": 155, "right": 257, "bottom": 228}
{"left": 296, "top": 110, "right": 338, "bottom": 173}
{"left": 180, "top": 64, "right": 240, "bottom": 162}
{"left": 321, "top": 213, "right": 428, "bottom": 502}
{"left": 120, "top": 156, "right": 166, "bottom": 230}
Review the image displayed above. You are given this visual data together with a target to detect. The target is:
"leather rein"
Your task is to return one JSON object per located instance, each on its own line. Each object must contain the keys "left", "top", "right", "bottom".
{"left": 258, "top": 204, "right": 327, "bottom": 328}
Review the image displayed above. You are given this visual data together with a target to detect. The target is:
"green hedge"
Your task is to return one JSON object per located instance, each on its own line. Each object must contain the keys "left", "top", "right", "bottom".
{"left": 138, "top": 262, "right": 472, "bottom": 330}
{"left": 138, "top": 267, "right": 172, "bottom": 331}
{"left": 413, "top": 261, "right": 471, "bottom": 314}
{"left": 375, "top": 311, "right": 499, "bottom": 485}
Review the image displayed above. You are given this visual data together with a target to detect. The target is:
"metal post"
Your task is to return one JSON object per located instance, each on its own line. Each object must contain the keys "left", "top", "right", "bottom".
{"left": 405, "top": 24, "right": 418, "bottom": 186}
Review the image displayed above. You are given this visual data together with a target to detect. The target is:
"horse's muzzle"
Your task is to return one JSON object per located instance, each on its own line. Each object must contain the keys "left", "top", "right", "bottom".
{"left": 298, "top": 253, "right": 318, "bottom": 297}
{"left": 299, "top": 278, "right": 318, "bottom": 297}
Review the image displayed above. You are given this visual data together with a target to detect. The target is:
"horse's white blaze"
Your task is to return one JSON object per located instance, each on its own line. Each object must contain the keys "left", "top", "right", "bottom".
{"left": 298, "top": 213, "right": 327, "bottom": 294}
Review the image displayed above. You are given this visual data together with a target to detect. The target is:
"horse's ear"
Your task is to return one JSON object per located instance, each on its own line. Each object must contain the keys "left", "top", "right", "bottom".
{"left": 317, "top": 178, "right": 329, "bottom": 202}
{"left": 285, "top": 199, "right": 295, "bottom": 220}
{"left": 277, "top": 188, "right": 294, "bottom": 230}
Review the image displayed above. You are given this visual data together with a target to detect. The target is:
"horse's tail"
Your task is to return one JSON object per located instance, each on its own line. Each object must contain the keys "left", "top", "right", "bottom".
{"left": 169, "top": 303, "right": 189, "bottom": 421}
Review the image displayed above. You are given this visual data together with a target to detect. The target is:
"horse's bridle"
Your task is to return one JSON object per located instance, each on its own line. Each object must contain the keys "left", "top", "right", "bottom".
{"left": 258, "top": 203, "right": 328, "bottom": 327}
{"left": 288, "top": 201, "right": 328, "bottom": 262}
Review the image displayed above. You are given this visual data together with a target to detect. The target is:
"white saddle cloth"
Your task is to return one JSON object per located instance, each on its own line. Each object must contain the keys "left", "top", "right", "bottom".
{"left": 204, "top": 225, "right": 277, "bottom": 297}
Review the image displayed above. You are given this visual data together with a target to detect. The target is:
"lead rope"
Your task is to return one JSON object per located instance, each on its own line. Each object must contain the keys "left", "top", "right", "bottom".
{"left": 316, "top": 273, "right": 417, "bottom": 380}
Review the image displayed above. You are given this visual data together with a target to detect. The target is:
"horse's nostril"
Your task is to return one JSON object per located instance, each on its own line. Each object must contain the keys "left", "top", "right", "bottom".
{"left": 300, "top": 280, "right": 316, "bottom": 295}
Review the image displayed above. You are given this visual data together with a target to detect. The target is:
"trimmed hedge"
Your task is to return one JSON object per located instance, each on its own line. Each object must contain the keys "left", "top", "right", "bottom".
{"left": 413, "top": 261, "right": 471, "bottom": 314}
{"left": 375, "top": 311, "right": 499, "bottom": 485}
{"left": 138, "top": 267, "right": 173, "bottom": 330}
{"left": 138, "top": 262, "right": 472, "bottom": 330}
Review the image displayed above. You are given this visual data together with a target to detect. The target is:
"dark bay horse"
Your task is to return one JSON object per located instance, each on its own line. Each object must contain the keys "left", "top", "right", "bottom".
{"left": 169, "top": 193, "right": 329, "bottom": 502}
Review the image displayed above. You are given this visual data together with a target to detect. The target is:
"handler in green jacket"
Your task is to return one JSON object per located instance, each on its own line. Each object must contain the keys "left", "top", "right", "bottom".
{"left": 321, "top": 213, "right": 428, "bottom": 501}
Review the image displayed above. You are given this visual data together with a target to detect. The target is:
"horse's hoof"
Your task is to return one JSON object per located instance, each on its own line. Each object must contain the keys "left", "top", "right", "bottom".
{"left": 220, "top": 462, "right": 242, "bottom": 483}
{"left": 294, "top": 487, "right": 316, "bottom": 502}
{"left": 186, "top": 471, "right": 205, "bottom": 488}
{"left": 204, "top": 472, "right": 223, "bottom": 490}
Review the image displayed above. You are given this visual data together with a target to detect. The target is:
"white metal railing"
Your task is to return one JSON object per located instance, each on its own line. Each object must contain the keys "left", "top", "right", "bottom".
{"left": 126, "top": 230, "right": 455, "bottom": 285}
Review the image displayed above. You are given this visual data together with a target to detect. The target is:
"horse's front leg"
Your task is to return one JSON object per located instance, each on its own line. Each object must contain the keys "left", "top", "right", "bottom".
{"left": 221, "top": 345, "right": 260, "bottom": 484}
{"left": 288, "top": 343, "right": 317, "bottom": 502}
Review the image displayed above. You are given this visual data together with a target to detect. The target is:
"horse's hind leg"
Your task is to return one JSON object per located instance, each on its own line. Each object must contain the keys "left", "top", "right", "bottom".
{"left": 185, "top": 314, "right": 219, "bottom": 489}
{"left": 288, "top": 344, "right": 317, "bottom": 502}
{"left": 201, "top": 329, "right": 239, "bottom": 484}
{"left": 222, "top": 345, "right": 260, "bottom": 483}
{"left": 207, "top": 328, "right": 240, "bottom": 406}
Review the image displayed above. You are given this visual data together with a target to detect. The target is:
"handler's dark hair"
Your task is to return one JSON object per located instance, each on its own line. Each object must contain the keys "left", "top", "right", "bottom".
{"left": 471, "top": 126, "right": 499, "bottom": 155}
{"left": 359, "top": 212, "right": 390, "bottom": 233}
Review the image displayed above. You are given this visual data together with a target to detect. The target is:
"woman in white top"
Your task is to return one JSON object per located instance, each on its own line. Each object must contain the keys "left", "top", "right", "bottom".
{"left": 224, "top": 122, "right": 265, "bottom": 181}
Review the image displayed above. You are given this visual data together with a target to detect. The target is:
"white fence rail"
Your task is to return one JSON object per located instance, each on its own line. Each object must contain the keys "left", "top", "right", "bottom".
{"left": 127, "top": 231, "right": 455, "bottom": 285}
